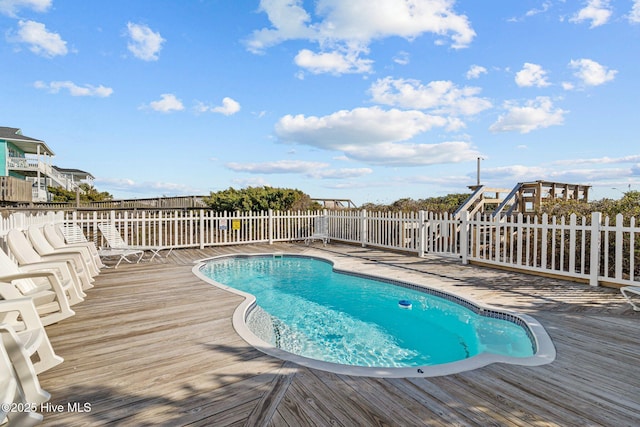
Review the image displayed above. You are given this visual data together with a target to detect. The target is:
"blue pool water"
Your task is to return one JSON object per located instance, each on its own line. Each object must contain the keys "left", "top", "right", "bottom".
{"left": 200, "top": 255, "right": 535, "bottom": 368}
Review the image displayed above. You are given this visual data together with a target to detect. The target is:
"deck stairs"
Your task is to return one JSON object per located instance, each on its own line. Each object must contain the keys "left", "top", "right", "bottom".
{"left": 490, "top": 183, "right": 523, "bottom": 218}
{"left": 453, "top": 185, "right": 511, "bottom": 220}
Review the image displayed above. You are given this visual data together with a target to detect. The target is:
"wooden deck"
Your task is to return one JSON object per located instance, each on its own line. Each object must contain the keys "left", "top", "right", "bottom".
{"left": 37, "top": 243, "right": 640, "bottom": 426}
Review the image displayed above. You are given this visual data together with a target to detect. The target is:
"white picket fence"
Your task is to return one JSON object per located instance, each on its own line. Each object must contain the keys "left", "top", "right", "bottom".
{"left": 0, "top": 208, "right": 638, "bottom": 288}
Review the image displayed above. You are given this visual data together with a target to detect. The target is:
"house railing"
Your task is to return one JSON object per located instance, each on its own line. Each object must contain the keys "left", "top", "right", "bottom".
{"left": 0, "top": 208, "right": 638, "bottom": 288}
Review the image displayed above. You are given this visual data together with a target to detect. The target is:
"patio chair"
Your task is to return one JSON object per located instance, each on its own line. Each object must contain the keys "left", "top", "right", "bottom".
{"left": 0, "top": 322, "right": 49, "bottom": 426}
{"left": 0, "top": 248, "right": 85, "bottom": 304}
{"left": 304, "top": 216, "right": 330, "bottom": 246}
{"left": 621, "top": 286, "right": 640, "bottom": 311}
{"left": 44, "top": 223, "right": 106, "bottom": 269}
{"left": 98, "top": 223, "right": 173, "bottom": 262}
{"left": 7, "top": 229, "right": 94, "bottom": 291}
{"left": 58, "top": 223, "right": 143, "bottom": 268}
{"left": 0, "top": 297, "right": 64, "bottom": 374}
{"left": 27, "top": 225, "right": 100, "bottom": 277}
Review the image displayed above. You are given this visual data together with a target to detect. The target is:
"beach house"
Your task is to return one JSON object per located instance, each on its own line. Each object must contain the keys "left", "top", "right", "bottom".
{"left": 0, "top": 126, "right": 93, "bottom": 203}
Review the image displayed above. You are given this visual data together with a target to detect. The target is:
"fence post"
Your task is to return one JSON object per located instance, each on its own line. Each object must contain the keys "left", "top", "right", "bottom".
{"left": 460, "top": 211, "right": 469, "bottom": 264}
{"left": 268, "top": 209, "right": 274, "bottom": 245}
{"left": 199, "top": 209, "right": 205, "bottom": 249}
{"left": 361, "top": 209, "right": 368, "bottom": 247}
{"left": 589, "top": 212, "right": 602, "bottom": 287}
{"left": 418, "top": 210, "right": 425, "bottom": 257}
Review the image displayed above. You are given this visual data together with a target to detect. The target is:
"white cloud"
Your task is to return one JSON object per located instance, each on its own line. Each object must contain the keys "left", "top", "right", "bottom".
{"left": 226, "top": 160, "right": 372, "bottom": 179}
{"left": 515, "top": 63, "right": 550, "bottom": 87}
{"left": 466, "top": 65, "right": 487, "bottom": 80}
{"left": 489, "top": 96, "right": 567, "bottom": 134}
{"left": 553, "top": 154, "right": 640, "bottom": 166}
{"left": 340, "top": 141, "right": 480, "bottom": 166}
{"left": 369, "top": 77, "right": 492, "bottom": 116}
{"left": 570, "top": 0, "right": 612, "bottom": 28}
{"left": 275, "top": 106, "right": 479, "bottom": 166}
{"left": 569, "top": 58, "right": 617, "bottom": 86}
{"left": 0, "top": 0, "right": 51, "bottom": 17}
{"left": 213, "top": 97, "right": 241, "bottom": 115}
{"left": 126, "top": 22, "right": 165, "bottom": 61}
{"left": 10, "top": 20, "right": 67, "bottom": 57}
{"left": 561, "top": 81, "right": 575, "bottom": 91}
{"left": 96, "top": 177, "right": 198, "bottom": 196}
{"left": 294, "top": 48, "right": 373, "bottom": 75}
{"left": 226, "top": 160, "right": 329, "bottom": 174}
{"left": 145, "top": 94, "right": 184, "bottom": 113}
{"left": 196, "top": 97, "right": 241, "bottom": 116}
{"left": 309, "top": 168, "right": 373, "bottom": 179}
{"left": 246, "top": 0, "right": 475, "bottom": 74}
{"left": 276, "top": 106, "right": 449, "bottom": 148}
{"left": 479, "top": 163, "right": 640, "bottom": 192}
{"left": 525, "top": 1, "right": 551, "bottom": 17}
{"left": 630, "top": 0, "right": 640, "bottom": 23}
{"left": 393, "top": 51, "right": 410, "bottom": 65}
{"left": 34, "top": 80, "right": 113, "bottom": 97}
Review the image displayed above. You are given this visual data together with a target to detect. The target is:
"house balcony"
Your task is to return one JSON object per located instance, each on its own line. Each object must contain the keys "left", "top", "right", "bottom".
{"left": 8, "top": 156, "right": 80, "bottom": 191}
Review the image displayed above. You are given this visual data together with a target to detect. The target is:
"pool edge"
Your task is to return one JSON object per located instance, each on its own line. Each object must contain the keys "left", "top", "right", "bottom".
{"left": 192, "top": 252, "right": 556, "bottom": 378}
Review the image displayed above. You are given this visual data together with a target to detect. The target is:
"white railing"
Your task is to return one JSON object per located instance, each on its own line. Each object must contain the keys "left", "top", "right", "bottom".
{"left": 8, "top": 156, "right": 80, "bottom": 191}
{"left": 0, "top": 208, "right": 638, "bottom": 288}
{"left": 64, "top": 210, "right": 321, "bottom": 249}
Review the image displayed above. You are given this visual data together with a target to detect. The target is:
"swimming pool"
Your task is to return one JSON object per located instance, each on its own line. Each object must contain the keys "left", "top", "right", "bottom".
{"left": 194, "top": 254, "right": 555, "bottom": 377}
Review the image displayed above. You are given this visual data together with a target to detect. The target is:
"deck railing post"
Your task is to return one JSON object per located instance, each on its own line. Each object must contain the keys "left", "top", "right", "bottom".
{"left": 199, "top": 209, "right": 205, "bottom": 249}
{"left": 589, "top": 211, "right": 602, "bottom": 286}
{"left": 361, "top": 209, "right": 368, "bottom": 247}
{"left": 268, "top": 209, "right": 274, "bottom": 245}
{"left": 460, "top": 211, "right": 469, "bottom": 264}
{"left": 418, "top": 210, "right": 426, "bottom": 257}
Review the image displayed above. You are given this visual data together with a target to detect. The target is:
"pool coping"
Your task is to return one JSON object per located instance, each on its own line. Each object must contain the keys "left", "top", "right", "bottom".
{"left": 192, "top": 252, "right": 556, "bottom": 378}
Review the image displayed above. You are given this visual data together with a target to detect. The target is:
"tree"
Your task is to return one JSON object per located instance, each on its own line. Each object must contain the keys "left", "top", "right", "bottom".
{"left": 203, "top": 186, "right": 321, "bottom": 212}
{"left": 48, "top": 184, "right": 113, "bottom": 203}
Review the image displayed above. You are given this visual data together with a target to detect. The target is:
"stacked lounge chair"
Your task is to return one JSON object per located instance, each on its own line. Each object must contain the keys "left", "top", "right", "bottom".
{"left": 0, "top": 223, "right": 105, "bottom": 424}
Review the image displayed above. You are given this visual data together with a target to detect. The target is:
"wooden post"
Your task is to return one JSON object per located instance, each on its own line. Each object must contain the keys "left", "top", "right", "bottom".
{"left": 460, "top": 211, "right": 468, "bottom": 264}
{"left": 589, "top": 212, "right": 601, "bottom": 286}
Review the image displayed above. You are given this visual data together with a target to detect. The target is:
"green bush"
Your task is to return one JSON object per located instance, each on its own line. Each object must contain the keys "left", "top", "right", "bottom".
{"left": 202, "top": 186, "right": 321, "bottom": 212}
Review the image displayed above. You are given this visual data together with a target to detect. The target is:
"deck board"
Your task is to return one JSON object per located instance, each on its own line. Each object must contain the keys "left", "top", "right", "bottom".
{"left": 34, "top": 242, "right": 640, "bottom": 426}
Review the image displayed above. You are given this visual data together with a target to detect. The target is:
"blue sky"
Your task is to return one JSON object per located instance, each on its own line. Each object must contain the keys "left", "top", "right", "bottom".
{"left": 1, "top": 0, "right": 639, "bottom": 205}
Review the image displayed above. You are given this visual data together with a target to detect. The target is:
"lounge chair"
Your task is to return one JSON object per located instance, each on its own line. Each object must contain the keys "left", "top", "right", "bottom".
{"left": 98, "top": 222, "right": 173, "bottom": 262}
{"left": 27, "top": 225, "right": 100, "bottom": 277}
{"left": 0, "top": 297, "right": 64, "bottom": 374}
{"left": 44, "top": 223, "right": 106, "bottom": 269}
{"left": 0, "top": 248, "right": 85, "bottom": 305}
{"left": 0, "top": 322, "right": 49, "bottom": 426}
{"left": 59, "top": 223, "right": 143, "bottom": 268}
{"left": 304, "top": 216, "right": 330, "bottom": 246}
{"left": 7, "top": 229, "right": 94, "bottom": 291}
{"left": 621, "top": 286, "right": 640, "bottom": 311}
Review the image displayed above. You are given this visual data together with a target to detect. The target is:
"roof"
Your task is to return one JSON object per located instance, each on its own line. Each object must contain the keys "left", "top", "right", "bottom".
{"left": 53, "top": 166, "right": 95, "bottom": 180}
{"left": 0, "top": 126, "right": 55, "bottom": 156}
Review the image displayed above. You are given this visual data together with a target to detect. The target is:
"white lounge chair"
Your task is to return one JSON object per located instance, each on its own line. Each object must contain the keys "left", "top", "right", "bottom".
{"left": 27, "top": 225, "right": 100, "bottom": 277}
{"left": 0, "top": 297, "right": 64, "bottom": 374}
{"left": 7, "top": 229, "right": 94, "bottom": 292}
{"left": 0, "top": 322, "right": 49, "bottom": 426}
{"left": 621, "top": 286, "right": 640, "bottom": 311}
{"left": 59, "top": 223, "right": 143, "bottom": 268}
{"left": 44, "top": 223, "right": 106, "bottom": 270}
{"left": 304, "top": 216, "right": 330, "bottom": 246}
{"left": 0, "top": 248, "right": 85, "bottom": 305}
{"left": 98, "top": 223, "right": 173, "bottom": 262}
